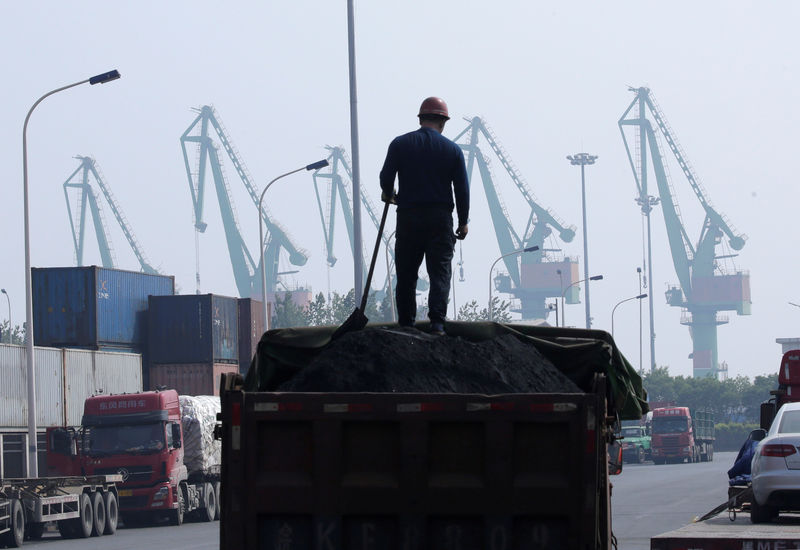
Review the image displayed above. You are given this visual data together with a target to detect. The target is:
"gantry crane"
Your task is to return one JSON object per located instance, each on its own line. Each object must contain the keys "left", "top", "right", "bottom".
{"left": 180, "top": 105, "right": 308, "bottom": 298}
{"left": 63, "top": 156, "right": 159, "bottom": 274}
{"left": 311, "top": 146, "right": 427, "bottom": 297}
{"left": 451, "top": 117, "right": 578, "bottom": 320}
{"left": 619, "top": 87, "right": 750, "bottom": 378}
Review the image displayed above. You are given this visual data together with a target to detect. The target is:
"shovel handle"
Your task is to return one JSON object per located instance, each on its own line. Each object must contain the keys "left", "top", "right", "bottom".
{"left": 361, "top": 201, "right": 391, "bottom": 311}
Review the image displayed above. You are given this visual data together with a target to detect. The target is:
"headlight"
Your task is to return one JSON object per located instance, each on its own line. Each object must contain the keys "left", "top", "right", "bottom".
{"left": 153, "top": 486, "right": 170, "bottom": 501}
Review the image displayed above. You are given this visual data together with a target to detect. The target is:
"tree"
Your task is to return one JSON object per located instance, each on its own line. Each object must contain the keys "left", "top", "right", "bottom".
{"left": 455, "top": 298, "right": 511, "bottom": 322}
{"left": 0, "top": 321, "right": 25, "bottom": 345}
{"left": 271, "top": 292, "right": 309, "bottom": 328}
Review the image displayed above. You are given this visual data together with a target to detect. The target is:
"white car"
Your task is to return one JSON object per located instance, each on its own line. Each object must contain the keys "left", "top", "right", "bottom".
{"left": 750, "top": 401, "right": 800, "bottom": 523}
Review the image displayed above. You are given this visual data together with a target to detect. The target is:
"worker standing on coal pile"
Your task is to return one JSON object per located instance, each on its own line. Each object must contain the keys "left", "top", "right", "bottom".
{"left": 379, "top": 96, "right": 470, "bottom": 336}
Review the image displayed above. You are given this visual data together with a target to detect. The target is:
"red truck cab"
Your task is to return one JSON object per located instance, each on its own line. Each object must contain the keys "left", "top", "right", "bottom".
{"left": 651, "top": 406, "right": 695, "bottom": 464}
{"left": 50, "top": 390, "right": 186, "bottom": 525}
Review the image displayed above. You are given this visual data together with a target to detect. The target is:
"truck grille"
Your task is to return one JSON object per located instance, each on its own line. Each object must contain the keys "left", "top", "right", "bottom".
{"left": 95, "top": 465, "right": 153, "bottom": 483}
{"left": 662, "top": 436, "right": 680, "bottom": 447}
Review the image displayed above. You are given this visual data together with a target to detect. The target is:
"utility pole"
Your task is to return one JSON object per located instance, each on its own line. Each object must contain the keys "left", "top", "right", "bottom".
{"left": 347, "top": 0, "right": 364, "bottom": 303}
{"left": 567, "top": 153, "right": 597, "bottom": 329}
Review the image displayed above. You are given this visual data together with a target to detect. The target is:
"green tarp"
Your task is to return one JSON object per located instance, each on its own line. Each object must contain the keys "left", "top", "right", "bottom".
{"left": 245, "top": 321, "right": 648, "bottom": 421}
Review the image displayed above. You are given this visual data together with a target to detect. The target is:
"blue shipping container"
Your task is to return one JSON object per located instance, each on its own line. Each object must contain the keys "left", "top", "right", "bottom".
{"left": 33, "top": 266, "right": 175, "bottom": 349}
{"left": 147, "top": 294, "right": 239, "bottom": 364}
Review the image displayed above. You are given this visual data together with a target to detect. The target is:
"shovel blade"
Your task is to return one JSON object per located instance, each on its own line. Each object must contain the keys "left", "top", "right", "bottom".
{"left": 331, "top": 308, "right": 368, "bottom": 341}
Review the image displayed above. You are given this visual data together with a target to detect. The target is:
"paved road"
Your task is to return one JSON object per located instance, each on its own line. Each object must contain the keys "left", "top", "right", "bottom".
{"left": 24, "top": 520, "right": 219, "bottom": 549}
{"left": 613, "top": 450, "right": 736, "bottom": 550}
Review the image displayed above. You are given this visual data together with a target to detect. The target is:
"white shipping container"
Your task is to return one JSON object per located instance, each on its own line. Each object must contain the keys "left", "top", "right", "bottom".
{"left": 0, "top": 344, "right": 142, "bottom": 428}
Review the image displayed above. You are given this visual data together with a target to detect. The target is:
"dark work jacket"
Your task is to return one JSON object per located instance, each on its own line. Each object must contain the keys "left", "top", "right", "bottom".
{"left": 379, "top": 127, "right": 469, "bottom": 227}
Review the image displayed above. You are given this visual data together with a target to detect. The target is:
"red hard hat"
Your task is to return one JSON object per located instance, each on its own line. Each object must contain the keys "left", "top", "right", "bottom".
{"left": 418, "top": 97, "right": 450, "bottom": 120}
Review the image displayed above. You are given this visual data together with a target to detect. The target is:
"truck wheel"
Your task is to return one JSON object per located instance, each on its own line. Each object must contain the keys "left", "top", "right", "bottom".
{"left": 74, "top": 492, "right": 94, "bottom": 538}
{"left": 214, "top": 482, "right": 221, "bottom": 521}
{"left": 3, "top": 499, "right": 25, "bottom": 548}
{"left": 91, "top": 491, "right": 106, "bottom": 536}
{"left": 103, "top": 491, "right": 118, "bottom": 535}
{"left": 653, "top": 457, "right": 665, "bottom": 465}
{"left": 201, "top": 482, "right": 217, "bottom": 522}
{"left": 169, "top": 485, "right": 185, "bottom": 526}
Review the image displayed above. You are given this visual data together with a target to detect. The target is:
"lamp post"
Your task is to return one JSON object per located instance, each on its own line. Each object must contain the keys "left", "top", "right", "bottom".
{"left": 23, "top": 69, "right": 121, "bottom": 477}
{"left": 637, "top": 267, "right": 643, "bottom": 373}
{"left": 567, "top": 153, "right": 598, "bottom": 328}
{"left": 384, "top": 230, "right": 396, "bottom": 322}
{"left": 556, "top": 268, "right": 564, "bottom": 327}
{"left": 259, "top": 159, "right": 329, "bottom": 331}
{"left": 562, "top": 275, "right": 603, "bottom": 328}
{"left": 488, "top": 246, "right": 538, "bottom": 321}
{"left": 1, "top": 289, "right": 10, "bottom": 344}
{"left": 547, "top": 301, "right": 559, "bottom": 327}
{"left": 612, "top": 294, "right": 648, "bottom": 338}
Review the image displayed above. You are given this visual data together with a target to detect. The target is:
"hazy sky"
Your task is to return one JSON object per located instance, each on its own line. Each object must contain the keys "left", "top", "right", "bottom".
{"left": 1, "top": 2, "right": 796, "bottom": 380}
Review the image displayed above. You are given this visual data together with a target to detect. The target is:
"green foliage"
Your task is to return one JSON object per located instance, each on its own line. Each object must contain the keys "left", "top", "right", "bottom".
{"left": 455, "top": 298, "right": 511, "bottom": 322}
{"left": 0, "top": 321, "right": 25, "bottom": 345}
{"left": 642, "top": 367, "right": 778, "bottom": 424}
{"left": 272, "top": 289, "right": 397, "bottom": 328}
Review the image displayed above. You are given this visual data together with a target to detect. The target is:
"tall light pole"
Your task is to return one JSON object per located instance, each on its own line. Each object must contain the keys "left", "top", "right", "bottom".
{"left": 347, "top": 0, "right": 364, "bottom": 304}
{"left": 259, "top": 159, "right": 329, "bottom": 331}
{"left": 384, "top": 230, "right": 396, "bottom": 322}
{"left": 612, "top": 293, "right": 648, "bottom": 338}
{"left": 637, "top": 267, "right": 643, "bottom": 373}
{"left": 23, "top": 69, "right": 121, "bottom": 477}
{"left": 488, "top": 246, "right": 538, "bottom": 321}
{"left": 567, "top": 153, "right": 598, "bottom": 328}
{"left": 562, "top": 275, "right": 603, "bottom": 328}
{"left": 556, "top": 268, "right": 564, "bottom": 327}
{"left": 1, "top": 289, "right": 10, "bottom": 344}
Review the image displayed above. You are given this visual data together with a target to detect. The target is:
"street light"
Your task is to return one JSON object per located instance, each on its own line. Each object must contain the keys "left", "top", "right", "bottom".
{"left": 22, "top": 69, "right": 121, "bottom": 477}
{"left": 612, "top": 294, "right": 648, "bottom": 338}
{"left": 567, "top": 152, "right": 598, "bottom": 328}
{"left": 556, "top": 268, "right": 564, "bottom": 327}
{"left": 385, "top": 230, "right": 396, "bottom": 322}
{"left": 562, "top": 275, "right": 603, "bottom": 328}
{"left": 547, "top": 301, "right": 559, "bottom": 327}
{"left": 259, "top": 159, "right": 329, "bottom": 331}
{"left": 488, "top": 246, "right": 538, "bottom": 321}
{"left": 1, "top": 289, "right": 10, "bottom": 344}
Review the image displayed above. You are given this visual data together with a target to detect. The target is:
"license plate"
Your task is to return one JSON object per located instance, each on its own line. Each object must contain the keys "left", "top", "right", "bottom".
{"left": 118, "top": 489, "right": 133, "bottom": 497}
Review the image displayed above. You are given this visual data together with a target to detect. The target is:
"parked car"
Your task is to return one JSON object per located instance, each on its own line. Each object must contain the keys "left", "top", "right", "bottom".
{"left": 750, "top": 401, "right": 800, "bottom": 523}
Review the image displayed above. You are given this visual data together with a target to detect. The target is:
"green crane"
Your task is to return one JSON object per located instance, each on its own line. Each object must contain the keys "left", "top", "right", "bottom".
{"left": 180, "top": 106, "right": 308, "bottom": 298}
{"left": 451, "top": 117, "right": 578, "bottom": 321}
{"left": 619, "top": 87, "right": 750, "bottom": 378}
{"left": 63, "top": 155, "right": 159, "bottom": 274}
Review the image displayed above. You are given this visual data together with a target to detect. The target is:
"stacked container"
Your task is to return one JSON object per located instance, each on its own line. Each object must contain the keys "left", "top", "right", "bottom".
{"left": 147, "top": 294, "right": 239, "bottom": 395}
{"left": 237, "top": 298, "right": 264, "bottom": 375}
{"left": 32, "top": 266, "right": 175, "bottom": 351}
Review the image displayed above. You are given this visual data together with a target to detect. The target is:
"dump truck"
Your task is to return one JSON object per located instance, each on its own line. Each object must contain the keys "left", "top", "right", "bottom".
{"left": 218, "top": 322, "right": 648, "bottom": 549}
{"left": 47, "top": 390, "right": 221, "bottom": 527}
{"left": 0, "top": 474, "right": 120, "bottom": 546}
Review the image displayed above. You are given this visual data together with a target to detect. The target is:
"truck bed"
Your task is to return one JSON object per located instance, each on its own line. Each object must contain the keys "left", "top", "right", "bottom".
{"left": 221, "top": 390, "right": 609, "bottom": 550}
{"left": 651, "top": 513, "right": 800, "bottom": 549}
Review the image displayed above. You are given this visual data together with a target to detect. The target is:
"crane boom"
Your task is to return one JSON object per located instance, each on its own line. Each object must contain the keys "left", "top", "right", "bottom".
{"left": 63, "top": 156, "right": 159, "bottom": 274}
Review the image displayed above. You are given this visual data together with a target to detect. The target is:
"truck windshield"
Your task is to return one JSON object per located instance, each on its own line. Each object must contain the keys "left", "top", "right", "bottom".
{"left": 87, "top": 423, "right": 165, "bottom": 456}
{"left": 652, "top": 417, "right": 688, "bottom": 434}
{"left": 621, "top": 427, "right": 643, "bottom": 438}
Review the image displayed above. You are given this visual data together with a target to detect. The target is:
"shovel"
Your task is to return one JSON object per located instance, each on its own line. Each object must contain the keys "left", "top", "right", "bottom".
{"left": 331, "top": 200, "right": 391, "bottom": 341}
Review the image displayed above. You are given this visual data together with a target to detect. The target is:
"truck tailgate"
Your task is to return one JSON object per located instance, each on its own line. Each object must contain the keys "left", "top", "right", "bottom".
{"left": 651, "top": 514, "right": 800, "bottom": 549}
{"left": 220, "top": 391, "right": 605, "bottom": 550}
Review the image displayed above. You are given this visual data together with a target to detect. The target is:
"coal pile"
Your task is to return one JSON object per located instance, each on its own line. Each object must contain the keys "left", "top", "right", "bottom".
{"left": 277, "top": 327, "right": 582, "bottom": 394}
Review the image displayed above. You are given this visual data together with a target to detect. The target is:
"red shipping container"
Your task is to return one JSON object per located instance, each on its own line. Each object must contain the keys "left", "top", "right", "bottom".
{"left": 148, "top": 363, "right": 238, "bottom": 396}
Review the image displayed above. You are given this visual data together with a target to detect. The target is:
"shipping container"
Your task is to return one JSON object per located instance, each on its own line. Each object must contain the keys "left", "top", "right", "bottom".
{"left": 0, "top": 343, "right": 142, "bottom": 427}
{"left": 148, "top": 362, "right": 238, "bottom": 396}
{"left": 237, "top": 298, "right": 264, "bottom": 374}
{"left": 148, "top": 294, "right": 239, "bottom": 364}
{"left": 32, "top": 266, "right": 175, "bottom": 350}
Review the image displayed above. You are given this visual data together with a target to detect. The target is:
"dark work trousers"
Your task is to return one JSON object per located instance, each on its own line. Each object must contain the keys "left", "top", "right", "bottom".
{"left": 394, "top": 207, "right": 456, "bottom": 326}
